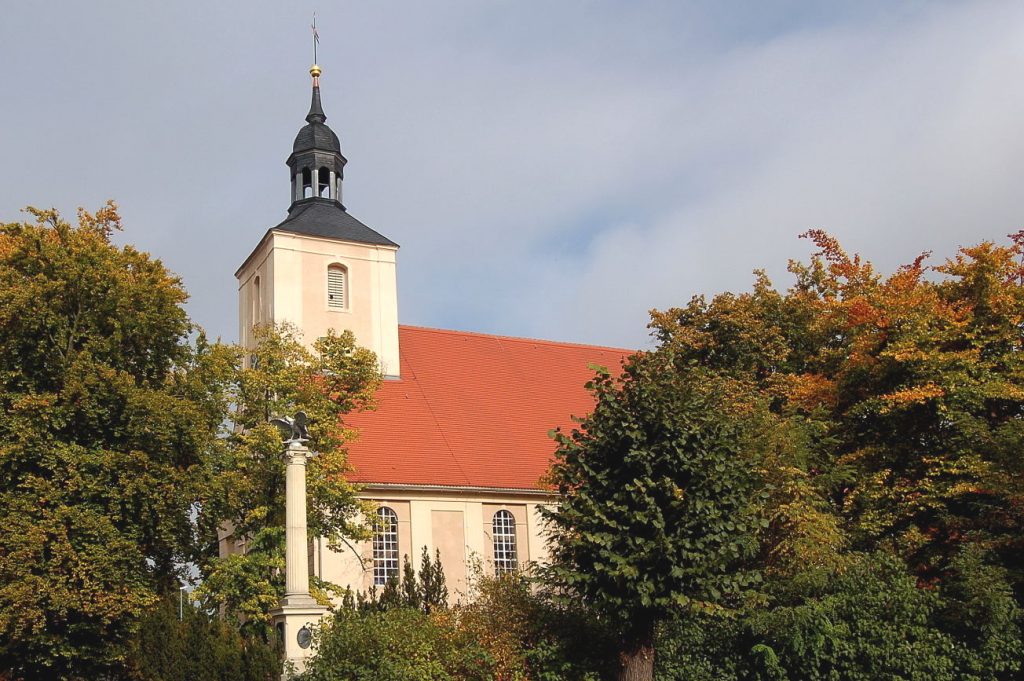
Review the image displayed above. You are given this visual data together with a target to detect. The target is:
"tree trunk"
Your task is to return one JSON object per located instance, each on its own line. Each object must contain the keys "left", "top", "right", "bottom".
{"left": 618, "top": 621, "right": 656, "bottom": 681}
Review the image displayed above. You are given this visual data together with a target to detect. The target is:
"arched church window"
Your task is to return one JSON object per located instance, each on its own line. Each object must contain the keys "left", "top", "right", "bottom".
{"left": 327, "top": 264, "right": 347, "bottom": 309}
{"left": 373, "top": 506, "right": 399, "bottom": 585}
{"left": 318, "top": 167, "right": 331, "bottom": 198}
{"left": 492, "top": 510, "right": 517, "bottom": 574}
{"left": 252, "top": 276, "right": 261, "bottom": 324}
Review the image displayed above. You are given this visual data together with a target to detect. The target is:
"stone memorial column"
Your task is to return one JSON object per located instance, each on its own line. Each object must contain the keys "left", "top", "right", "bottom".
{"left": 283, "top": 441, "right": 315, "bottom": 602}
{"left": 269, "top": 415, "right": 327, "bottom": 678}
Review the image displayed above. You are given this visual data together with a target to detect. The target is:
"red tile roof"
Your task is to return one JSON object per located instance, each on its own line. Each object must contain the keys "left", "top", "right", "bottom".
{"left": 343, "top": 325, "right": 631, "bottom": 491}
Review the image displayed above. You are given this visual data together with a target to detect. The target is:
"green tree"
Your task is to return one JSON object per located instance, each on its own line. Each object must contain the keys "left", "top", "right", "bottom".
{"left": 542, "top": 351, "right": 767, "bottom": 681}
{"left": 419, "top": 547, "right": 448, "bottom": 613}
{"left": 194, "top": 322, "right": 381, "bottom": 629}
{"left": 401, "top": 555, "right": 421, "bottom": 608}
{"left": 0, "top": 203, "right": 382, "bottom": 676}
{"left": 937, "top": 546, "right": 1023, "bottom": 680}
{"left": 748, "top": 552, "right": 959, "bottom": 681}
{"left": 0, "top": 204, "right": 231, "bottom": 677}
{"left": 129, "top": 596, "right": 280, "bottom": 681}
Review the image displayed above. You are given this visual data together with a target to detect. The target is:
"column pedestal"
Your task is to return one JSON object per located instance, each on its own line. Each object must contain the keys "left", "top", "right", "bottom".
{"left": 270, "top": 602, "right": 327, "bottom": 677}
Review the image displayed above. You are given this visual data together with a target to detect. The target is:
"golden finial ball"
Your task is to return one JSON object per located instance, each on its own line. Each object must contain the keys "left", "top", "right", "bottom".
{"left": 309, "top": 64, "right": 322, "bottom": 78}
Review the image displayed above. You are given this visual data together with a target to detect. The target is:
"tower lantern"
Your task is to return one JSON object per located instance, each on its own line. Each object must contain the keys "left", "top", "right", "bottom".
{"left": 287, "top": 64, "right": 348, "bottom": 206}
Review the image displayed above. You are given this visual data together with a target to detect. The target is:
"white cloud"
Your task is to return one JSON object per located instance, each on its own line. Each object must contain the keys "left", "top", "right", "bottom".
{"left": 434, "top": 0, "right": 1024, "bottom": 348}
{"left": 1, "top": 1, "right": 1022, "bottom": 349}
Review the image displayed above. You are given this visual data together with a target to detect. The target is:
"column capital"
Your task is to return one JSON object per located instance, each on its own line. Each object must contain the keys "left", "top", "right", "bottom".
{"left": 284, "top": 440, "right": 310, "bottom": 464}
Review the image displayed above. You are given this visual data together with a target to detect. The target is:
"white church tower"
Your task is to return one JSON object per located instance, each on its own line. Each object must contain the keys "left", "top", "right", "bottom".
{"left": 235, "top": 64, "right": 400, "bottom": 377}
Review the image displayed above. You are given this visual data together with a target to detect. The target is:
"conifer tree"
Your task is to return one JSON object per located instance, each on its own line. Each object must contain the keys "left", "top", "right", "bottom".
{"left": 420, "top": 547, "right": 449, "bottom": 612}
{"left": 378, "top": 577, "right": 402, "bottom": 611}
{"left": 341, "top": 587, "right": 356, "bottom": 611}
{"left": 401, "top": 555, "right": 421, "bottom": 609}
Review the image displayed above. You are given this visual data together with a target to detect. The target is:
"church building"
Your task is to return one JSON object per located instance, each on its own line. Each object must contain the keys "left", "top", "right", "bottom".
{"left": 232, "top": 64, "right": 628, "bottom": 599}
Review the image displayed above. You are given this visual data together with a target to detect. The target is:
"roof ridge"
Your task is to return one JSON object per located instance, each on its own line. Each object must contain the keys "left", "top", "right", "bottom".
{"left": 397, "top": 324, "right": 634, "bottom": 354}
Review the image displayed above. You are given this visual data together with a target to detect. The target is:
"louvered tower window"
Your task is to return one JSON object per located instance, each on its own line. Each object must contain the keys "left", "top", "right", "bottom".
{"left": 327, "top": 264, "right": 347, "bottom": 309}
{"left": 373, "top": 507, "right": 399, "bottom": 585}
{"left": 492, "top": 510, "right": 518, "bottom": 574}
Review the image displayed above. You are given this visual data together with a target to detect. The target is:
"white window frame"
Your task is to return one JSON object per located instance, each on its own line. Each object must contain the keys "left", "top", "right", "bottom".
{"left": 373, "top": 506, "right": 399, "bottom": 585}
{"left": 492, "top": 510, "right": 518, "bottom": 574}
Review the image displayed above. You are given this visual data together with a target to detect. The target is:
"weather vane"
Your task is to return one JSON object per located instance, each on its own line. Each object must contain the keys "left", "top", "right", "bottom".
{"left": 311, "top": 12, "right": 319, "bottom": 64}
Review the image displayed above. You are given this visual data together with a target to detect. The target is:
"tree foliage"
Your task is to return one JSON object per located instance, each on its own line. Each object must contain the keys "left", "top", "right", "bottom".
{"left": 0, "top": 204, "right": 382, "bottom": 676}
{"left": 129, "top": 596, "right": 280, "bottom": 681}
{"left": 0, "top": 203, "right": 228, "bottom": 677}
{"left": 541, "top": 231, "right": 1024, "bottom": 680}
{"left": 654, "top": 549, "right": 1022, "bottom": 681}
{"left": 193, "top": 323, "right": 381, "bottom": 628}
{"left": 650, "top": 232, "right": 1024, "bottom": 584}
{"left": 542, "top": 350, "right": 768, "bottom": 679}
{"left": 641, "top": 231, "right": 1024, "bottom": 679}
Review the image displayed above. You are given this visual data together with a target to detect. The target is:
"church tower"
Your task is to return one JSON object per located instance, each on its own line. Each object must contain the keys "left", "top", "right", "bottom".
{"left": 235, "top": 64, "right": 400, "bottom": 377}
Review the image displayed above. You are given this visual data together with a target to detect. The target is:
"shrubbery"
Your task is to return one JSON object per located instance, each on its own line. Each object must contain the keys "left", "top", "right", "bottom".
{"left": 302, "top": 607, "right": 492, "bottom": 681}
{"left": 655, "top": 550, "right": 1023, "bottom": 681}
{"left": 458, "top": 572, "right": 616, "bottom": 680}
{"left": 301, "top": 571, "right": 617, "bottom": 681}
{"left": 128, "top": 597, "right": 280, "bottom": 681}
{"left": 300, "top": 557, "right": 1022, "bottom": 681}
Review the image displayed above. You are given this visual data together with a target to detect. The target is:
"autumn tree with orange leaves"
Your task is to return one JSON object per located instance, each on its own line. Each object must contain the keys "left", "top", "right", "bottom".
{"left": 631, "top": 232, "right": 1024, "bottom": 679}
{"left": 652, "top": 231, "right": 1024, "bottom": 588}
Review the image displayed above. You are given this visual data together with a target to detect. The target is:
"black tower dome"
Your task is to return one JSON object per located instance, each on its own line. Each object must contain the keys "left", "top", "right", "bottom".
{"left": 292, "top": 83, "right": 342, "bottom": 154}
{"left": 287, "top": 64, "right": 347, "bottom": 207}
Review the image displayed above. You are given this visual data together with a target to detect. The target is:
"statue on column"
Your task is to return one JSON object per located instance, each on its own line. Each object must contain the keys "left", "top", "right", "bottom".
{"left": 270, "top": 411, "right": 310, "bottom": 443}
{"left": 268, "top": 411, "right": 327, "bottom": 677}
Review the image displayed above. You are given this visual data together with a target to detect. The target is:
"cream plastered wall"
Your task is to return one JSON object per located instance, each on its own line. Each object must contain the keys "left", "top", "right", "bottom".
{"left": 313, "top": 488, "right": 555, "bottom": 603}
{"left": 235, "top": 230, "right": 400, "bottom": 377}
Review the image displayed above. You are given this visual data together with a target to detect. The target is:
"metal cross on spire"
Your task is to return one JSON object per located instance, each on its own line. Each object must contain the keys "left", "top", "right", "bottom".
{"left": 311, "top": 12, "right": 319, "bottom": 64}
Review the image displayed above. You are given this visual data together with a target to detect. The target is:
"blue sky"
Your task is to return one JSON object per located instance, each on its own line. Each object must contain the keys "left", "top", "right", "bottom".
{"left": 2, "top": 1, "right": 1022, "bottom": 348}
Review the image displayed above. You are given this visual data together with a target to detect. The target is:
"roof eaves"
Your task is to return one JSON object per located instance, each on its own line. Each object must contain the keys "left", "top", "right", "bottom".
{"left": 358, "top": 482, "right": 556, "bottom": 497}
{"left": 270, "top": 226, "right": 399, "bottom": 250}
{"left": 235, "top": 228, "right": 275, "bottom": 278}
